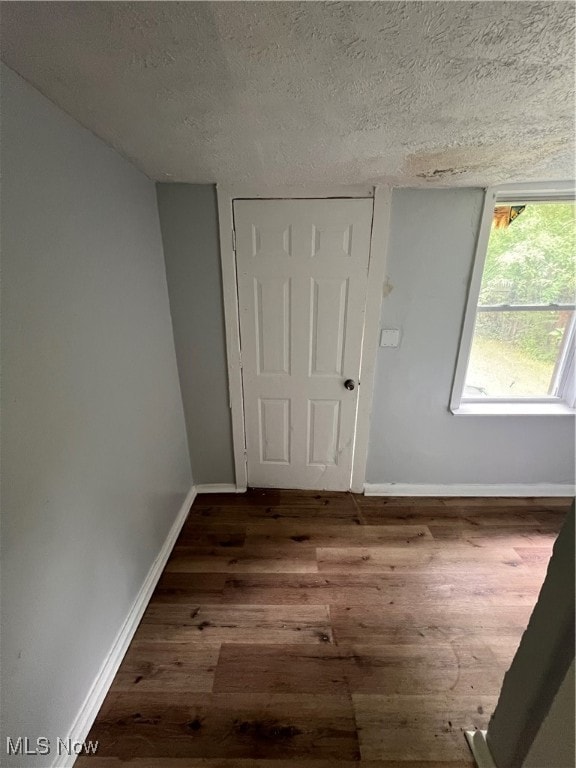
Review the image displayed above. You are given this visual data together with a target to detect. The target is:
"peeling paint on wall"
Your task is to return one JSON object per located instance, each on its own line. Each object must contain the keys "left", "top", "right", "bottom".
{"left": 382, "top": 277, "right": 394, "bottom": 299}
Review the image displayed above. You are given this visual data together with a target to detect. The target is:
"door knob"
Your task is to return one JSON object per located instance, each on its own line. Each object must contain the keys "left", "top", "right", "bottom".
{"left": 344, "top": 379, "right": 355, "bottom": 391}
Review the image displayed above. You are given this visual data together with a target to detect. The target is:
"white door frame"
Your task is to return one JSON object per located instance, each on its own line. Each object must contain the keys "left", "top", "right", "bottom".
{"left": 216, "top": 185, "right": 392, "bottom": 493}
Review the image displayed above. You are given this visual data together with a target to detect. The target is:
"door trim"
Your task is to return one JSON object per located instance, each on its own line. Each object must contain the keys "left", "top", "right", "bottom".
{"left": 350, "top": 187, "right": 392, "bottom": 492}
{"left": 216, "top": 185, "right": 392, "bottom": 493}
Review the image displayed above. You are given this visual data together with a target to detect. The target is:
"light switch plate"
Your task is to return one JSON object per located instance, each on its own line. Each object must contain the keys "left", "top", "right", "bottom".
{"left": 380, "top": 328, "right": 400, "bottom": 347}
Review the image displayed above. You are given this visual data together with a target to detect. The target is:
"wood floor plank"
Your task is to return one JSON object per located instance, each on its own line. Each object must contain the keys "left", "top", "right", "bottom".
{"left": 137, "top": 604, "right": 333, "bottom": 645}
{"left": 218, "top": 572, "right": 545, "bottom": 607}
{"left": 189, "top": 507, "right": 362, "bottom": 525}
{"left": 513, "top": 546, "right": 554, "bottom": 567}
{"left": 427, "top": 524, "right": 558, "bottom": 545}
{"left": 354, "top": 495, "right": 571, "bottom": 509}
{"left": 221, "top": 573, "right": 387, "bottom": 605}
{"left": 353, "top": 693, "right": 496, "bottom": 762}
{"left": 353, "top": 496, "right": 453, "bottom": 508}
{"left": 76, "top": 760, "right": 472, "bottom": 767}
{"left": 530, "top": 508, "right": 570, "bottom": 526}
{"left": 359, "top": 509, "right": 545, "bottom": 527}
{"left": 177, "top": 524, "right": 247, "bottom": 549}
{"left": 213, "top": 642, "right": 508, "bottom": 695}
{"left": 193, "top": 489, "right": 282, "bottom": 507}
{"left": 77, "top": 491, "right": 564, "bottom": 764}
{"left": 267, "top": 489, "right": 359, "bottom": 509}
{"left": 189, "top": 493, "right": 360, "bottom": 524}
{"left": 330, "top": 604, "right": 532, "bottom": 644}
{"left": 166, "top": 546, "right": 318, "bottom": 573}
{"left": 439, "top": 497, "right": 572, "bottom": 508}
{"left": 245, "top": 524, "right": 433, "bottom": 549}
{"left": 354, "top": 494, "right": 572, "bottom": 520}
{"left": 191, "top": 489, "right": 358, "bottom": 511}
{"left": 317, "top": 545, "right": 528, "bottom": 573}
{"left": 151, "top": 573, "right": 227, "bottom": 604}
{"left": 110, "top": 642, "right": 219, "bottom": 692}
{"left": 85, "top": 693, "right": 360, "bottom": 760}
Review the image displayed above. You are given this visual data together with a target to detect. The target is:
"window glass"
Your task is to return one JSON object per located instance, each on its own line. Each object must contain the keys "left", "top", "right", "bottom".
{"left": 465, "top": 310, "right": 573, "bottom": 397}
{"left": 463, "top": 201, "right": 575, "bottom": 400}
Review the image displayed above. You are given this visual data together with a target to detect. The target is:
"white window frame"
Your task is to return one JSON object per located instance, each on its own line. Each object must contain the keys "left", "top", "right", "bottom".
{"left": 450, "top": 185, "right": 576, "bottom": 416}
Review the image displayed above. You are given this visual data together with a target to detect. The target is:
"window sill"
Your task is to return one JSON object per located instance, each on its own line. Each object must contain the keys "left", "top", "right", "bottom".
{"left": 451, "top": 401, "right": 576, "bottom": 416}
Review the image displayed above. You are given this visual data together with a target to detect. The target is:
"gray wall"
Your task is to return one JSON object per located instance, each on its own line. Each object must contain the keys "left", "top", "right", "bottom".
{"left": 366, "top": 188, "right": 576, "bottom": 485}
{"left": 156, "top": 183, "right": 235, "bottom": 485}
{"left": 0, "top": 64, "right": 192, "bottom": 765}
{"left": 487, "top": 506, "right": 575, "bottom": 767}
{"left": 153, "top": 184, "right": 575, "bottom": 488}
{"left": 523, "top": 660, "right": 575, "bottom": 768}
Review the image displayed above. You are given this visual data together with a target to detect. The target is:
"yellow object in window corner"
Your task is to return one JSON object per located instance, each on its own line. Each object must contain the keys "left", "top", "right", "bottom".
{"left": 493, "top": 205, "right": 526, "bottom": 229}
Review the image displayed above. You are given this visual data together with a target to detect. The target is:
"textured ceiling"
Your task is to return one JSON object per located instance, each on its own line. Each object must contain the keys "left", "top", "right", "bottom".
{"left": 1, "top": 1, "right": 574, "bottom": 187}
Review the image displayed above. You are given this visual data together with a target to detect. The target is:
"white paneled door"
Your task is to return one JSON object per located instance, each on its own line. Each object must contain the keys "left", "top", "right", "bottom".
{"left": 233, "top": 198, "right": 373, "bottom": 490}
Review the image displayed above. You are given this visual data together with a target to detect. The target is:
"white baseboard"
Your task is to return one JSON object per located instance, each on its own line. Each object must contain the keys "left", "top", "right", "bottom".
{"left": 364, "top": 483, "right": 575, "bottom": 497}
{"left": 54, "top": 484, "right": 197, "bottom": 768}
{"left": 465, "top": 730, "right": 497, "bottom": 768}
{"left": 196, "top": 483, "right": 246, "bottom": 494}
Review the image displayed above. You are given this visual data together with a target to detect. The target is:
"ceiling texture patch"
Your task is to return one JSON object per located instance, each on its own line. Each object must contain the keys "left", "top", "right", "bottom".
{"left": 1, "top": 1, "right": 574, "bottom": 187}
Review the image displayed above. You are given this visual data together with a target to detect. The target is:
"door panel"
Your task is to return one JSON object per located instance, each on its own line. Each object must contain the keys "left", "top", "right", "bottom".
{"left": 310, "top": 277, "right": 349, "bottom": 376}
{"left": 255, "top": 278, "right": 291, "bottom": 375}
{"left": 234, "top": 199, "right": 372, "bottom": 490}
{"left": 259, "top": 398, "right": 290, "bottom": 464}
{"left": 308, "top": 399, "right": 341, "bottom": 466}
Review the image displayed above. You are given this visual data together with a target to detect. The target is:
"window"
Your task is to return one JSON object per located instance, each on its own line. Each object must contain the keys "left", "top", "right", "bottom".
{"left": 451, "top": 188, "right": 576, "bottom": 414}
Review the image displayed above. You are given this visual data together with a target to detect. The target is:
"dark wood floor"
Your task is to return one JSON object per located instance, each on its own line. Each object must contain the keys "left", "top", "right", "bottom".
{"left": 77, "top": 491, "right": 570, "bottom": 767}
